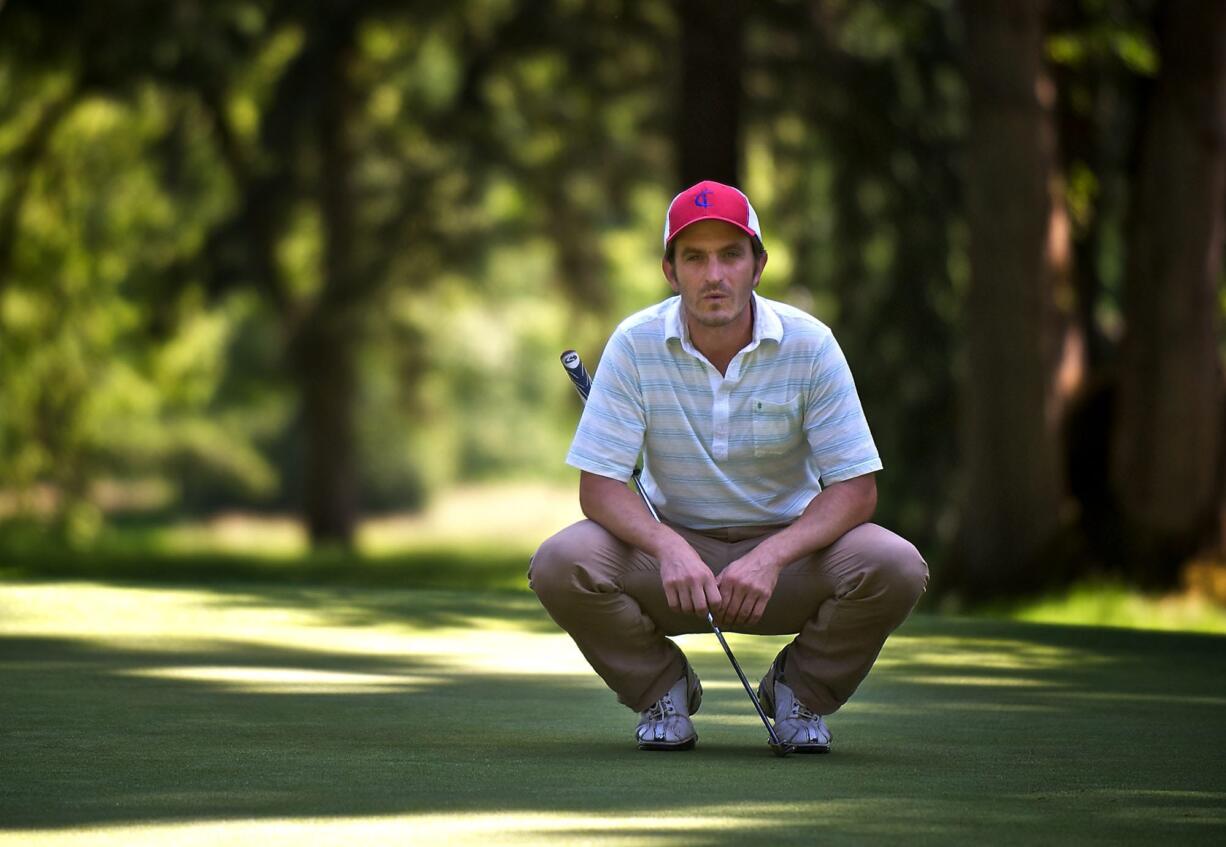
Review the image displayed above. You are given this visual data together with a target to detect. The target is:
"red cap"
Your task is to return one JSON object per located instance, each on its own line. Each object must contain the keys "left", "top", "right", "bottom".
{"left": 663, "top": 180, "right": 762, "bottom": 251}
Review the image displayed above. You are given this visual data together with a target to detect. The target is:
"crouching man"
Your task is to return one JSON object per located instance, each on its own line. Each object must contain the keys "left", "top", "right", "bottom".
{"left": 530, "top": 181, "right": 927, "bottom": 752}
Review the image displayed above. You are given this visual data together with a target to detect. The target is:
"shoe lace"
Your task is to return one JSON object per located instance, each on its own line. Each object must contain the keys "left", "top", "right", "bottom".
{"left": 644, "top": 691, "right": 677, "bottom": 721}
{"left": 789, "top": 697, "right": 821, "bottom": 723}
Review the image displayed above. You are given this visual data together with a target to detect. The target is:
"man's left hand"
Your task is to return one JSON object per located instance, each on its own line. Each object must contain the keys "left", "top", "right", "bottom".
{"left": 714, "top": 554, "right": 780, "bottom": 627}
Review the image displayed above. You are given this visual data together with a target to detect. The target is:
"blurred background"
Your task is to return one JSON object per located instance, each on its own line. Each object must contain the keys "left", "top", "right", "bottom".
{"left": 1, "top": 0, "right": 1223, "bottom": 623}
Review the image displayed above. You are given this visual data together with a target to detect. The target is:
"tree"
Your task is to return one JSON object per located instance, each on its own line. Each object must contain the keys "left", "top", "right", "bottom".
{"left": 676, "top": 0, "right": 744, "bottom": 186}
{"left": 957, "top": 0, "right": 1068, "bottom": 595}
{"left": 0, "top": 1, "right": 283, "bottom": 538}
{"left": 1110, "top": 0, "right": 1226, "bottom": 585}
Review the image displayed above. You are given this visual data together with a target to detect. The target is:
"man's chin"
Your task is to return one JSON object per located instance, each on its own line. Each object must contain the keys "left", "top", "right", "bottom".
{"left": 691, "top": 305, "right": 739, "bottom": 328}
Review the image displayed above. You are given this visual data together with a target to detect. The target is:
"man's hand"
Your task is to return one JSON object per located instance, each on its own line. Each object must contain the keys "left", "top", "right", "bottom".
{"left": 578, "top": 471, "right": 720, "bottom": 617}
{"left": 711, "top": 475, "right": 878, "bottom": 627}
{"left": 657, "top": 535, "right": 722, "bottom": 617}
{"left": 714, "top": 553, "right": 780, "bottom": 627}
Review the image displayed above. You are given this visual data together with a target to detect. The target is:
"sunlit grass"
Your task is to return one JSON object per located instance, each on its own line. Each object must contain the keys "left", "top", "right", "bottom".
{"left": 358, "top": 481, "right": 583, "bottom": 554}
{"left": 135, "top": 481, "right": 583, "bottom": 558}
{"left": 0, "top": 805, "right": 820, "bottom": 847}
{"left": 149, "top": 513, "right": 307, "bottom": 557}
{"left": 887, "top": 674, "right": 1056, "bottom": 688}
{"left": 874, "top": 634, "right": 1103, "bottom": 672}
{"left": 0, "top": 582, "right": 592, "bottom": 675}
{"left": 123, "top": 665, "right": 433, "bottom": 694}
{"left": 985, "top": 578, "right": 1226, "bottom": 635}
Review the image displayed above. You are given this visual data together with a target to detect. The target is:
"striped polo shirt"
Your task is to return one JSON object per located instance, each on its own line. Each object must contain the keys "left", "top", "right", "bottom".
{"left": 566, "top": 293, "right": 882, "bottom": 529}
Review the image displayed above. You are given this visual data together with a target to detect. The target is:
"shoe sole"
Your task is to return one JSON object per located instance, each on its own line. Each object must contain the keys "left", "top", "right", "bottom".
{"left": 637, "top": 738, "right": 697, "bottom": 751}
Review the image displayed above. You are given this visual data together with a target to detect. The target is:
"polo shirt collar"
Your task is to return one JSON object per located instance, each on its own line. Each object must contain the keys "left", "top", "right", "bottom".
{"left": 664, "top": 292, "right": 783, "bottom": 348}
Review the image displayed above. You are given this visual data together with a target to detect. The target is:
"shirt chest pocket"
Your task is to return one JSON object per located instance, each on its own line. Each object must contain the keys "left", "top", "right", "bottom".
{"left": 751, "top": 396, "right": 803, "bottom": 457}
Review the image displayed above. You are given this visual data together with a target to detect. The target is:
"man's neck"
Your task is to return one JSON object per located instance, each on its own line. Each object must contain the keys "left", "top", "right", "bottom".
{"left": 686, "top": 299, "right": 754, "bottom": 376}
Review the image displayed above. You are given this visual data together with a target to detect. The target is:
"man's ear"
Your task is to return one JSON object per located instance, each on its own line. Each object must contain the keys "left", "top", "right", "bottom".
{"left": 752, "top": 251, "right": 768, "bottom": 288}
{"left": 662, "top": 257, "right": 680, "bottom": 293}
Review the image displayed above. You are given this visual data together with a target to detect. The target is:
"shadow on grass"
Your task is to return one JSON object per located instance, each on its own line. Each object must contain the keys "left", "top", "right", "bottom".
{"left": 1, "top": 584, "right": 1225, "bottom": 845}
{"left": 188, "top": 582, "right": 561, "bottom": 633}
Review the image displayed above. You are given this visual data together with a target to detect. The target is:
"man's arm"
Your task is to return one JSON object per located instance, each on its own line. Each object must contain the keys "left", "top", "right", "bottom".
{"left": 579, "top": 470, "right": 721, "bottom": 617}
{"left": 715, "top": 473, "right": 878, "bottom": 626}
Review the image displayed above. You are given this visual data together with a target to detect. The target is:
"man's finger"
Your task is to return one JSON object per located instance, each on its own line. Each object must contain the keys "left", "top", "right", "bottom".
{"left": 745, "top": 591, "right": 768, "bottom": 626}
{"left": 747, "top": 595, "right": 769, "bottom": 626}
{"left": 735, "top": 594, "right": 756, "bottom": 626}
{"left": 665, "top": 585, "right": 681, "bottom": 614}
{"left": 720, "top": 588, "right": 745, "bottom": 626}
{"left": 678, "top": 586, "right": 695, "bottom": 615}
{"left": 689, "top": 583, "right": 709, "bottom": 616}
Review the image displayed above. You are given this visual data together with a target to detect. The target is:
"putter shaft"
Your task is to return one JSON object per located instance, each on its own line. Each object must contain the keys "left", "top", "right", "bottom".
{"left": 706, "top": 611, "right": 789, "bottom": 750}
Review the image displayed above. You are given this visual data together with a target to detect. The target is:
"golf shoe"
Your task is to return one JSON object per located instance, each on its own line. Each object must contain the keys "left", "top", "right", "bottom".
{"left": 636, "top": 665, "right": 702, "bottom": 751}
{"left": 758, "top": 646, "right": 832, "bottom": 753}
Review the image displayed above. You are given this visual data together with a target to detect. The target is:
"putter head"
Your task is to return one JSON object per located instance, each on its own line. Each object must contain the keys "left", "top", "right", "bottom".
{"left": 769, "top": 742, "right": 794, "bottom": 758}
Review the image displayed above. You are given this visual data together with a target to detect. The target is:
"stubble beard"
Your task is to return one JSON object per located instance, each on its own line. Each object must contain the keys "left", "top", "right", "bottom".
{"left": 687, "top": 294, "right": 749, "bottom": 329}
{"left": 691, "top": 309, "right": 737, "bottom": 328}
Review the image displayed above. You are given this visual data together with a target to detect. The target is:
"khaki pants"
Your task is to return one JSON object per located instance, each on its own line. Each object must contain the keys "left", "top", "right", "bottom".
{"left": 529, "top": 519, "right": 927, "bottom": 715}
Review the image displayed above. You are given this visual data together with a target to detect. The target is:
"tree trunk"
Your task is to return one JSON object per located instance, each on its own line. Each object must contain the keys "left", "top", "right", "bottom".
{"left": 297, "top": 17, "right": 360, "bottom": 548}
{"left": 1110, "top": 0, "right": 1226, "bottom": 585}
{"left": 297, "top": 313, "right": 359, "bottom": 547}
{"left": 958, "top": 0, "right": 1067, "bottom": 596}
{"left": 676, "top": 0, "right": 744, "bottom": 187}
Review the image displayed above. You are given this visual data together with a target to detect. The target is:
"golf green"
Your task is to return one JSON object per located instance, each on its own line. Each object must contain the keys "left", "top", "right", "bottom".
{"left": 1, "top": 581, "right": 1223, "bottom": 845}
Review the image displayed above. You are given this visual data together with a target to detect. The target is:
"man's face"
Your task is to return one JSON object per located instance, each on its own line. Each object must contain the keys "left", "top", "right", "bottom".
{"left": 663, "top": 220, "right": 767, "bottom": 330}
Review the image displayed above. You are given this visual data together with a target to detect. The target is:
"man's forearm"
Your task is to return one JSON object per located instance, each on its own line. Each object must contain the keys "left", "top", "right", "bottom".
{"left": 578, "top": 470, "right": 688, "bottom": 559}
{"left": 748, "top": 474, "right": 878, "bottom": 573}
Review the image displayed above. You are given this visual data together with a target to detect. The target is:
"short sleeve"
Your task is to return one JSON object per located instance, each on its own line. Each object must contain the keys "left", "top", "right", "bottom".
{"left": 803, "top": 335, "right": 882, "bottom": 485}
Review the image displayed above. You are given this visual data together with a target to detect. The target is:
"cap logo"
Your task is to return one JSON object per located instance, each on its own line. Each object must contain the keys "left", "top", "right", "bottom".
{"left": 694, "top": 188, "right": 713, "bottom": 208}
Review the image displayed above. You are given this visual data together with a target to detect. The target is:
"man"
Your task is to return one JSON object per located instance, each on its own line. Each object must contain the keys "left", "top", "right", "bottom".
{"left": 530, "top": 180, "right": 927, "bottom": 753}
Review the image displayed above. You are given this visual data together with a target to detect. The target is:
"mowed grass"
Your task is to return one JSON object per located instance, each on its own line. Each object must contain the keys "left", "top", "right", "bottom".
{"left": 0, "top": 482, "right": 586, "bottom": 591}
{"left": 2, "top": 580, "right": 1225, "bottom": 846}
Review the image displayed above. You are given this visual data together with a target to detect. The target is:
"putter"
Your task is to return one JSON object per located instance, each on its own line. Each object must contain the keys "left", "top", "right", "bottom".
{"left": 561, "top": 350, "right": 794, "bottom": 757}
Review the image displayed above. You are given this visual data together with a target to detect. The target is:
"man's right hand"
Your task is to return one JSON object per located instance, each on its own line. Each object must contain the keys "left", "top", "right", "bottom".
{"left": 656, "top": 535, "right": 722, "bottom": 617}
{"left": 578, "top": 470, "right": 720, "bottom": 617}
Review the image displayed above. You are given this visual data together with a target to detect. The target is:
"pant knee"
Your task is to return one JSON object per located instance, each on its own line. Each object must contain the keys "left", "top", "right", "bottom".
{"left": 529, "top": 520, "right": 612, "bottom": 602}
{"left": 882, "top": 540, "right": 928, "bottom": 610}
{"left": 858, "top": 528, "right": 928, "bottom": 609}
{"left": 528, "top": 535, "right": 575, "bottom": 601}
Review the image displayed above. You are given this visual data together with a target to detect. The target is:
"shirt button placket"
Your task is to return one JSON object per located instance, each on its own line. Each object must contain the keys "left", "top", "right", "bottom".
{"left": 713, "top": 380, "right": 730, "bottom": 461}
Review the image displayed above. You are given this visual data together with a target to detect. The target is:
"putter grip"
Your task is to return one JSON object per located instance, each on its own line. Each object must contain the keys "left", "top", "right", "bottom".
{"left": 560, "top": 349, "right": 592, "bottom": 401}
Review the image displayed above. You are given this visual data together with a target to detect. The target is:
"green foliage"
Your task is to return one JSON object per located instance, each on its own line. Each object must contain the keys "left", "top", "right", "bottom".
{"left": 1, "top": 0, "right": 1220, "bottom": 587}
{"left": 1046, "top": 15, "right": 1158, "bottom": 76}
{"left": 0, "top": 76, "right": 275, "bottom": 539}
